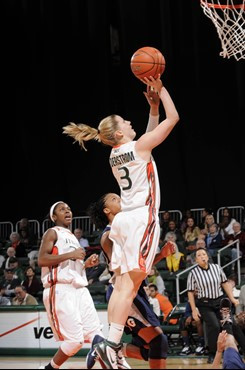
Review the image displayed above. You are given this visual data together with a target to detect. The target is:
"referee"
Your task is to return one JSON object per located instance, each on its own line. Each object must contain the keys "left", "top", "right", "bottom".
{"left": 187, "top": 247, "right": 239, "bottom": 364}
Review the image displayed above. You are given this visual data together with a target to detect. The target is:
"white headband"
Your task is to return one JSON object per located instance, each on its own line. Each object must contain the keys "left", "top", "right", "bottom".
{"left": 50, "top": 201, "right": 64, "bottom": 222}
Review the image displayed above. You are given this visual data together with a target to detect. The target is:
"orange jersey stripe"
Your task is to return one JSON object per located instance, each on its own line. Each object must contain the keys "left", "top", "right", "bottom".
{"left": 49, "top": 285, "right": 64, "bottom": 341}
{"left": 139, "top": 161, "right": 157, "bottom": 271}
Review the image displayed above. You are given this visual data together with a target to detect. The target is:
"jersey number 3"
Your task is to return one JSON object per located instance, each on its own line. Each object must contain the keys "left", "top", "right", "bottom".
{"left": 118, "top": 166, "right": 132, "bottom": 190}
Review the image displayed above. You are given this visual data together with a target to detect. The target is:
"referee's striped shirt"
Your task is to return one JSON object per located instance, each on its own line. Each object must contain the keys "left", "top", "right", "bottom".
{"left": 187, "top": 263, "right": 227, "bottom": 299}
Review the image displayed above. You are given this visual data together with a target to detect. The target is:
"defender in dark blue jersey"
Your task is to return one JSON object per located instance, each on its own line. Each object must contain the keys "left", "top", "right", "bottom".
{"left": 86, "top": 193, "right": 174, "bottom": 369}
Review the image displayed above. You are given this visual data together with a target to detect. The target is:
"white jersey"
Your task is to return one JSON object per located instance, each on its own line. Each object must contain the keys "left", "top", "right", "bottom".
{"left": 109, "top": 141, "right": 161, "bottom": 211}
{"left": 41, "top": 226, "right": 88, "bottom": 289}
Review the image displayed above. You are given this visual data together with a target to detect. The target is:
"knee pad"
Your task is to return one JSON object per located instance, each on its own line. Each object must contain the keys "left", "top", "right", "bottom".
{"left": 61, "top": 341, "right": 83, "bottom": 357}
{"left": 149, "top": 334, "right": 168, "bottom": 359}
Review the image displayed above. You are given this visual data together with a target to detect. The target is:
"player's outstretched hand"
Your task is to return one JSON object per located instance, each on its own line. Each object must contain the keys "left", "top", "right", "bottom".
{"left": 143, "top": 85, "right": 160, "bottom": 107}
{"left": 217, "top": 331, "right": 227, "bottom": 353}
{"left": 140, "top": 74, "right": 163, "bottom": 94}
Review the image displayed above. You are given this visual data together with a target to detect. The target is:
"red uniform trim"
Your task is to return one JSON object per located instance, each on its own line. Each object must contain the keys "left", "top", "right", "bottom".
{"left": 139, "top": 161, "right": 157, "bottom": 272}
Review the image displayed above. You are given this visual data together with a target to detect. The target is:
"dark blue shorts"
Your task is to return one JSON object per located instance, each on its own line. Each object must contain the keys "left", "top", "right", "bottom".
{"left": 106, "top": 282, "right": 160, "bottom": 336}
{"left": 223, "top": 347, "right": 245, "bottom": 369}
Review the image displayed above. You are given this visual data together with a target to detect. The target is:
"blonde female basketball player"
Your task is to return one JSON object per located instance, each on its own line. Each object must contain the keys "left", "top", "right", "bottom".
{"left": 63, "top": 75, "right": 179, "bottom": 368}
{"left": 38, "top": 201, "right": 104, "bottom": 369}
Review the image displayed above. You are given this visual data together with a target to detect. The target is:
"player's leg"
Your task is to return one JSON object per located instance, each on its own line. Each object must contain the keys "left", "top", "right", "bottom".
{"left": 41, "top": 286, "right": 84, "bottom": 369}
{"left": 95, "top": 270, "right": 146, "bottom": 369}
{"left": 108, "top": 270, "right": 146, "bottom": 325}
{"left": 138, "top": 326, "right": 167, "bottom": 369}
{"left": 76, "top": 287, "right": 106, "bottom": 369}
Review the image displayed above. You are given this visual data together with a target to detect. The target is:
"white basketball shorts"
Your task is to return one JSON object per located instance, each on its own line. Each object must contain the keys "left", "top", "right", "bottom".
{"left": 109, "top": 205, "right": 160, "bottom": 275}
{"left": 43, "top": 284, "right": 102, "bottom": 344}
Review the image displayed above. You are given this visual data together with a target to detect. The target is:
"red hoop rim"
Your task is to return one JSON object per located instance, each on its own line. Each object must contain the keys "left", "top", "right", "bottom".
{"left": 200, "top": 0, "right": 245, "bottom": 9}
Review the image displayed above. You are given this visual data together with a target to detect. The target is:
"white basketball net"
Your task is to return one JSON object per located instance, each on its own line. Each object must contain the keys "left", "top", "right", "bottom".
{"left": 200, "top": 0, "right": 245, "bottom": 60}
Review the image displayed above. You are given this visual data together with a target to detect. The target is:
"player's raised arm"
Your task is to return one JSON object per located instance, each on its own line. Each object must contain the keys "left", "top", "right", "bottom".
{"left": 144, "top": 85, "right": 160, "bottom": 133}
{"left": 136, "top": 75, "right": 179, "bottom": 156}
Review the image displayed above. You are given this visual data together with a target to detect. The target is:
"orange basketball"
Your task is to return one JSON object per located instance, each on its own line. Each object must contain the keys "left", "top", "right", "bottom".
{"left": 130, "top": 46, "right": 166, "bottom": 81}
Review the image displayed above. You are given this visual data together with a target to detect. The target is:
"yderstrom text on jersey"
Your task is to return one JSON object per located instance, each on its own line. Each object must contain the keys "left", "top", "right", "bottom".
{"left": 109, "top": 151, "right": 135, "bottom": 168}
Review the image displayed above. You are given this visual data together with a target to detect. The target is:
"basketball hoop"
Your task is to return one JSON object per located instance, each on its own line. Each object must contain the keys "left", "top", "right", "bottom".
{"left": 200, "top": 0, "right": 245, "bottom": 60}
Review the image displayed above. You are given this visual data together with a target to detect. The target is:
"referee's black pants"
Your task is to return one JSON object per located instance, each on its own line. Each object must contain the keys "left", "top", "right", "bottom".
{"left": 196, "top": 297, "right": 222, "bottom": 355}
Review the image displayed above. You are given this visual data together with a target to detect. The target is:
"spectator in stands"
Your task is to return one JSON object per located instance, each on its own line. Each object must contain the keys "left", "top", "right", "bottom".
{"left": 27, "top": 250, "right": 39, "bottom": 271}
{"left": 0, "top": 283, "right": 11, "bottom": 305}
{"left": 22, "top": 266, "right": 41, "bottom": 297}
{"left": 147, "top": 266, "right": 165, "bottom": 295}
{"left": 17, "top": 217, "right": 38, "bottom": 249}
{"left": 8, "top": 256, "right": 25, "bottom": 282}
{"left": 160, "top": 220, "right": 185, "bottom": 253}
{"left": 148, "top": 284, "right": 177, "bottom": 324}
{"left": 180, "top": 209, "right": 193, "bottom": 234}
{"left": 2, "top": 246, "right": 16, "bottom": 270}
{"left": 195, "top": 230, "right": 208, "bottom": 244}
{"left": 74, "top": 228, "right": 89, "bottom": 248}
{"left": 1, "top": 268, "right": 21, "bottom": 297}
{"left": 205, "top": 223, "right": 223, "bottom": 260}
{"left": 12, "top": 285, "right": 38, "bottom": 305}
{"left": 163, "top": 232, "right": 185, "bottom": 272}
{"left": 179, "top": 292, "right": 205, "bottom": 356}
{"left": 236, "top": 284, "right": 245, "bottom": 315}
{"left": 183, "top": 217, "right": 201, "bottom": 253}
{"left": 225, "top": 222, "right": 245, "bottom": 270}
{"left": 199, "top": 208, "right": 214, "bottom": 230}
{"left": 219, "top": 208, "right": 237, "bottom": 238}
{"left": 8, "top": 232, "right": 27, "bottom": 257}
{"left": 159, "top": 211, "right": 171, "bottom": 241}
{"left": 200, "top": 214, "right": 216, "bottom": 236}
{"left": 143, "top": 285, "right": 161, "bottom": 317}
{"left": 186, "top": 239, "right": 214, "bottom": 267}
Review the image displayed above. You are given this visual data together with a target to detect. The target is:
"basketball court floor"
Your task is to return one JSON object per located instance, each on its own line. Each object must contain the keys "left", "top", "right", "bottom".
{"left": 0, "top": 356, "right": 213, "bottom": 369}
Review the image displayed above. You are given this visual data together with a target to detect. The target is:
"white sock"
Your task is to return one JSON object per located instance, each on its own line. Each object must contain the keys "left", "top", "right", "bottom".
{"left": 51, "top": 359, "right": 60, "bottom": 369}
{"left": 107, "top": 322, "right": 124, "bottom": 344}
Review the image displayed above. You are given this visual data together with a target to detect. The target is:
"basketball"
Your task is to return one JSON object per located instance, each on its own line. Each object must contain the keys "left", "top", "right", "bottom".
{"left": 130, "top": 46, "right": 166, "bottom": 81}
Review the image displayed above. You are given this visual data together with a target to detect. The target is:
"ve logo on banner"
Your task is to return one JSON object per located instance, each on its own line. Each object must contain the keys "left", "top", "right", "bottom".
{"left": 34, "top": 327, "right": 53, "bottom": 339}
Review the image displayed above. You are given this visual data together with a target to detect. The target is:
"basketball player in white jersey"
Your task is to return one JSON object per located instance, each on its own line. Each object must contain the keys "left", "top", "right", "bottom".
{"left": 38, "top": 201, "right": 105, "bottom": 369}
{"left": 63, "top": 74, "right": 179, "bottom": 368}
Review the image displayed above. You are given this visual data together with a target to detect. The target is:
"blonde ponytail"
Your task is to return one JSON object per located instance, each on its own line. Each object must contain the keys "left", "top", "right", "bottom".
{"left": 63, "top": 114, "right": 120, "bottom": 150}
{"left": 62, "top": 122, "right": 100, "bottom": 151}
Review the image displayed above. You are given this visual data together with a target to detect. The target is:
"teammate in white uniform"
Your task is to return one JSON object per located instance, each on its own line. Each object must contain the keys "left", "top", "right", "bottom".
{"left": 38, "top": 201, "right": 104, "bottom": 370}
{"left": 63, "top": 75, "right": 179, "bottom": 368}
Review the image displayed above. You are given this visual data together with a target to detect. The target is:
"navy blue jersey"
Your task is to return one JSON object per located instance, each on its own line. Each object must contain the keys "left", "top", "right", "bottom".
{"left": 106, "top": 281, "right": 160, "bottom": 336}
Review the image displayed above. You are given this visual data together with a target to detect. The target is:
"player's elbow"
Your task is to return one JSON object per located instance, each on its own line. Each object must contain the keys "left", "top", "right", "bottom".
{"left": 38, "top": 256, "right": 45, "bottom": 267}
{"left": 171, "top": 113, "right": 180, "bottom": 125}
